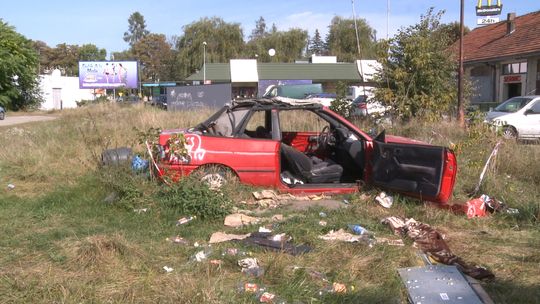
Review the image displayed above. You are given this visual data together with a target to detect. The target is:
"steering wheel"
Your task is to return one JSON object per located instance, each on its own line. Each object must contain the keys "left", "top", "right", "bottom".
{"left": 318, "top": 125, "right": 332, "bottom": 151}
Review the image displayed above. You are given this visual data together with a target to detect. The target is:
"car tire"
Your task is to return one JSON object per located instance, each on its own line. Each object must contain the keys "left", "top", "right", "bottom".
{"left": 194, "top": 165, "right": 237, "bottom": 190}
{"left": 502, "top": 126, "right": 518, "bottom": 140}
{"left": 101, "top": 147, "right": 133, "bottom": 166}
{"left": 0, "top": 112, "right": 4, "bottom": 120}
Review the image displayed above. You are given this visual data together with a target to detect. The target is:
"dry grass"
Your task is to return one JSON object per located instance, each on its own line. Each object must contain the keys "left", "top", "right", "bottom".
{"left": 0, "top": 104, "right": 539, "bottom": 303}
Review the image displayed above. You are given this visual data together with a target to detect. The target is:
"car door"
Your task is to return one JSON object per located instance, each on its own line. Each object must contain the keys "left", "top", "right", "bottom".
{"left": 370, "top": 139, "right": 457, "bottom": 204}
{"left": 521, "top": 100, "right": 540, "bottom": 137}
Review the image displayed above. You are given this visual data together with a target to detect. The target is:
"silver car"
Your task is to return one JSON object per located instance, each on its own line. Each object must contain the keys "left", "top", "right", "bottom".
{"left": 0, "top": 106, "right": 5, "bottom": 120}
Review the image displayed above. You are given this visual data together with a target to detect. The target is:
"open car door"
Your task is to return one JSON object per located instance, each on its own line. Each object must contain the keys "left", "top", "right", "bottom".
{"left": 371, "top": 139, "right": 457, "bottom": 203}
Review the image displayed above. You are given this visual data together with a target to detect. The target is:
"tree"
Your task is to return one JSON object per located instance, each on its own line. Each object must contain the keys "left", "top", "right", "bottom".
{"left": 132, "top": 33, "right": 174, "bottom": 82}
{"left": 79, "top": 44, "right": 107, "bottom": 61}
{"left": 326, "top": 16, "right": 377, "bottom": 62}
{"left": 176, "top": 17, "right": 245, "bottom": 78}
{"left": 245, "top": 21, "right": 308, "bottom": 63}
{"left": 250, "top": 16, "right": 267, "bottom": 40}
{"left": 436, "top": 21, "right": 470, "bottom": 47}
{"left": 47, "top": 43, "right": 80, "bottom": 76}
{"left": 123, "top": 12, "right": 150, "bottom": 47}
{"left": 0, "top": 20, "right": 41, "bottom": 109}
{"left": 374, "top": 9, "right": 459, "bottom": 121}
{"left": 308, "top": 29, "right": 326, "bottom": 56}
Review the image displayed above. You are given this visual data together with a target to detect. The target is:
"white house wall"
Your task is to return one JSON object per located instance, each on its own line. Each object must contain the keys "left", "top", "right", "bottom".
{"left": 39, "top": 75, "right": 94, "bottom": 110}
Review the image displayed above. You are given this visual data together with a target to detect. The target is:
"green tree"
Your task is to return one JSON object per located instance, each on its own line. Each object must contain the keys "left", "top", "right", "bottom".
{"left": 250, "top": 16, "right": 267, "bottom": 40}
{"left": 47, "top": 43, "right": 80, "bottom": 76}
{"left": 326, "top": 16, "right": 377, "bottom": 62}
{"left": 374, "top": 9, "right": 458, "bottom": 121}
{"left": 176, "top": 17, "right": 244, "bottom": 78}
{"left": 245, "top": 22, "right": 308, "bottom": 63}
{"left": 123, "top": 12, "right": 150, "bottom": 47}
{"left": 0, "top": 20, "right": 41, "bottom": 109}
{"left": 79, "top": 43, "right": 107, "bottom": 61}
{"left": 132, "top": 33, "right": 174, "bottom": 82}
{"left": 31, "top": 40, "right": 52, "bottom": 74}
{"left": 308, "top": 29, "right": 326, "bottom": 56}
{"left": 436, "top": 21, "right": 470, "bottom": 47}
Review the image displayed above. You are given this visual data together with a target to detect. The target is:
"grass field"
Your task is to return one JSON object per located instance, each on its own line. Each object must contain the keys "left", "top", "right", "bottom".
{"left": 0, "top": 103, "right": 539, "bottom": 303}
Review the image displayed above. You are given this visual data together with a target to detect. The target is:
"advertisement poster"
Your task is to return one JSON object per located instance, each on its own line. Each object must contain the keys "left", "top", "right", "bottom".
{"left": 79, "top": 61, "right": 138, "bottom": 89}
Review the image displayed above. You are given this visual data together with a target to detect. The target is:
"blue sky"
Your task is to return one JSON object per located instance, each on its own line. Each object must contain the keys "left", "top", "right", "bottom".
{"left": 2, "top": 0, "right": 538, "bottom": 56}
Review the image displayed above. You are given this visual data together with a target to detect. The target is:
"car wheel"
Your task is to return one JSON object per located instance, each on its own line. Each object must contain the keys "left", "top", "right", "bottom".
{"left": 195, "top": 165, "right": 237, "bottom": 190}
{"left": 0, "top": 112, "right": 4, "bottom": 120}
{"left": 502, "top": 126, "right": 518, "bottom": 140}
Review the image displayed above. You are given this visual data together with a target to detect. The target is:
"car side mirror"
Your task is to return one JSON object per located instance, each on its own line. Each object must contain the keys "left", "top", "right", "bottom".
{"left": 524, "top": 109, "right": 533, "bottom": 115}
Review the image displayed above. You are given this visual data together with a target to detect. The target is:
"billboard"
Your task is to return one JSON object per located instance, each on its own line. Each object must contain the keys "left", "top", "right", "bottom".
{"left": 166, "top": 84, "right": 232, "bottom": 111}
{"left": 79, "top": 61, "right": 138, "bottom": 89}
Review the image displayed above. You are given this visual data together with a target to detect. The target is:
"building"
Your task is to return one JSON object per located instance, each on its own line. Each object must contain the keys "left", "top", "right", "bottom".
{"left": 461, "top": 11, "right": 540, "bottom": 104}
{"left": 186, "top": 56, "right": 380, "bottom": 99}
{"left": 39, "top": 69, "right": 95, "bottom": 110}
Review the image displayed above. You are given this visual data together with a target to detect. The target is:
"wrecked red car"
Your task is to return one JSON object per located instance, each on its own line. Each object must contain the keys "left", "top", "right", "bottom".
{"left": 154, "top": 99, "right": 457, "bottom": 203}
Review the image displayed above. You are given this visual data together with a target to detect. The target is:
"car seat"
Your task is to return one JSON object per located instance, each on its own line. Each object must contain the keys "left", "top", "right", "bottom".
{"left": 280, "top": 143, "right": 343, "bottom": 183}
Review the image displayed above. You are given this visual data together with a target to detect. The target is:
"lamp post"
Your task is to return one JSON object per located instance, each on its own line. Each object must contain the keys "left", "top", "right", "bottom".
{"left": 203, "top": 41, "right": 207, "bottom": 85}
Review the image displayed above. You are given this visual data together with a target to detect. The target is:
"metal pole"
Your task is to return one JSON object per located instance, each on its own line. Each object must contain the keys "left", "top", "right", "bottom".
{"left": 351, "top": 0, "right": 366, "bottom": 97}
{"left": 458, "top": 0, "right": 465, "bottom": 127}
{"left": 387, "top": 0, "right": 390, "bottom": 40}
{"left": 203, "top": 41, "right": 207, "bottom": 85}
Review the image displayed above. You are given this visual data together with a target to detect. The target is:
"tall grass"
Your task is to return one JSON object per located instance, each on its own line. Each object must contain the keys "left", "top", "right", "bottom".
{"left": 0, "top": 104, "right": 539, "bottom": 303}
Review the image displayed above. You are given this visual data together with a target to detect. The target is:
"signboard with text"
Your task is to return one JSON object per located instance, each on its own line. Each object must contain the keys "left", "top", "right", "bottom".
{"left": 79, "top": 61, "right": 138, "bottom": 89}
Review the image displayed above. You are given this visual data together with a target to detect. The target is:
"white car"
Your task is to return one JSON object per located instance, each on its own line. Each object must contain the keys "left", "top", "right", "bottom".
{"left": 485, "top": 96, "right": 540, "bottom": 139}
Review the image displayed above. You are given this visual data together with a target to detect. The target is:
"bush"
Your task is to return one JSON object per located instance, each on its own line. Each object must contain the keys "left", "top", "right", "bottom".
{"left": 157, "top": 178, "right": 232, "bottom": 220}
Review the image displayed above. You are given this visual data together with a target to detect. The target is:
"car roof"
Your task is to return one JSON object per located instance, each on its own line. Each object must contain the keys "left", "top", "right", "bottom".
{"left": 232, "top": 97, "right": 324, "bottom": 110}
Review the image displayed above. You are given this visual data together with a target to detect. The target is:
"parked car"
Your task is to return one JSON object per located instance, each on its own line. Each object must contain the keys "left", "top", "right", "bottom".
{"left": 484, "top": 95, "right": 540, "bottom": 139}
{"left": 147, "top": 98, "right": 457, "bottom": 204}
{"left": 0, "top": 106, "right": 5, "bottom": 120}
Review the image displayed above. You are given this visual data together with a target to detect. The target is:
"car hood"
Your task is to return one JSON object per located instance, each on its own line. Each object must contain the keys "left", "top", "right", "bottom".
{"left": 485, "top": 111, "right": 511, "bottom": 121}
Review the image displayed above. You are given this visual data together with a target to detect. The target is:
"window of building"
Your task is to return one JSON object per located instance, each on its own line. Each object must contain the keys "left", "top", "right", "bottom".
{"left": 502, "top": 61, "right": 527, "bottom": 75}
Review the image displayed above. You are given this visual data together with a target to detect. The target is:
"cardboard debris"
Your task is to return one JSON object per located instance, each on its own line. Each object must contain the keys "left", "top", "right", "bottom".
{"left": 209, "top": 232, "right": 251, "bottom": 244}
{"left": 224, "top": 213, "right": 260, "bottom": 227}
{"left": 319, "top": 229, "right": 371, "bottom": 243}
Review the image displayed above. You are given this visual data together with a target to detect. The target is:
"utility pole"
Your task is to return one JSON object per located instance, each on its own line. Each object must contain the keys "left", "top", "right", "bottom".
{"left": 351, "top": 0, "right": 366, "bottom": 97}
{"left": 457, "top": 0, "right": 465, "bottom": 127}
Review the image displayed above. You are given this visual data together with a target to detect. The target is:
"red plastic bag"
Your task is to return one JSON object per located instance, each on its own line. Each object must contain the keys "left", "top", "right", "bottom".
{"left": 466, "top": 198, "right": 487, "bottom": 218}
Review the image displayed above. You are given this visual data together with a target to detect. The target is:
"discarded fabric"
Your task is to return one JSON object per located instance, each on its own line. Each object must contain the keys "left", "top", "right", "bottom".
{"left": 209, "top": 232, "right": 251, "bottom": 244}
{"left": 382, "top": 216, "right": 494, "bottom": 280}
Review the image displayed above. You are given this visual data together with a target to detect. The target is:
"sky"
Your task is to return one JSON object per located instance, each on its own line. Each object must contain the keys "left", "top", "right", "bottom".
{"left": 2, "top": 0, "right": 538, "bottom": 57}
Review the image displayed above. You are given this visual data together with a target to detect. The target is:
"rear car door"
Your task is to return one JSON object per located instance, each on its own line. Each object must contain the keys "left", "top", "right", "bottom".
{"left": 370, "top": 140, "right": 457, "bottom": 203}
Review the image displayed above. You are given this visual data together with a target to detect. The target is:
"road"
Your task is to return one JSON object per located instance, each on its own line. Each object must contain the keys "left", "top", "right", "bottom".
{"left": 0, "top": 115, "right": 57, "bottom": 127}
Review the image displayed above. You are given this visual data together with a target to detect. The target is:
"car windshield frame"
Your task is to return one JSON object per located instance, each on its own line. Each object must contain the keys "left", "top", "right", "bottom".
{"left": 494, "top": 97, "right": 533, "bottom": 113}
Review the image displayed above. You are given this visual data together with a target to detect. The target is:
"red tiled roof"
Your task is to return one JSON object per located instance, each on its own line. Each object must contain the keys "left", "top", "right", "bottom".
{"left": 461, "top": 11, "right": 540, "bottom": 63}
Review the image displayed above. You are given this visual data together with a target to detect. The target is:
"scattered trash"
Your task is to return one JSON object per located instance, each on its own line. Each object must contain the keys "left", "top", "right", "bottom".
{"left": 319, "top": 282, "right": 352, "bottom": 296}
{"left": 176, "top": 216, "right": 196, "bottom": 226}
{"left": 347, "top": 224, "right": 370, "bottom": 235}
{"left": 193, "top": 241, "right": 201, "bottom": 247}
{"left": 319, "top": 212, "right": 327, "bottom": 218}
{"left": 382, "top": 216, "right": 494, "bottom": 280}
{"left": 257, "top": 291, "right": 285, "bottom": 303}
{"left": 209, "top": 259, "right": 223, "bottom": 266}
{"left": 163, "top": 266, "right": 174, "bottom": 273}
{"left": 209, "top": 232, "right": 251, "bottom": 244}
{"left": 343, "top": 199, "right": 350, "bottom": 205}
{"left": 224, "top": 213, "right": 260, "bottom": 227}
{"left": 238, "top": 257, "right": 265, "bottom": 277}
{"left": 319, "top": 229, "right": 373, "bottom": 245}
{"left": 7, "top": 184, "right": 15, "bottom": 190}
{"left": 242, "top": 232, "right": 312, "bottom": 255}
{"left": 222, "top": 248, "right": 252, "bottom": 257}
{"left": 397, "top": 265, "right": 484, "bottom": 304}
{"left": 465, "top": 194, "right": 519, "bottom": 218}
{"left": 238, "top": 282, "right": 264, "bottom": 293}
{"left": 167, "top": 236, "right": 190, "bottom": 245}
{"left": 258, "top": 227, "right": 272, "bottom": 233}
{"left": 319, "top": 220, "right": 327, "bottom": 226}
{"left": 131, "top": 155, "right": 149, "bottom": 172}
{"left": 133, "top": 208, "right": 149, "bottom": 214}
{"left": 375, "top": 191, "right": 393, "bottom": 208}
{"left": 191, "top": 249, "right": 212, "bottom": 262}
{"left": 373, "top": 237, "right": 405, "bottom": 247}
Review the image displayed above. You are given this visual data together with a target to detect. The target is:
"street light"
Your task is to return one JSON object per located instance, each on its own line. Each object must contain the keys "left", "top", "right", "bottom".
{"left": 203, "top": 41, "right": 207, "bottom": 85}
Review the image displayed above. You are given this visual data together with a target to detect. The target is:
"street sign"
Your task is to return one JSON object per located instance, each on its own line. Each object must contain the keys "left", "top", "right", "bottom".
{"left": 477, "top": 16, "right": 500, "bottom": 25}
